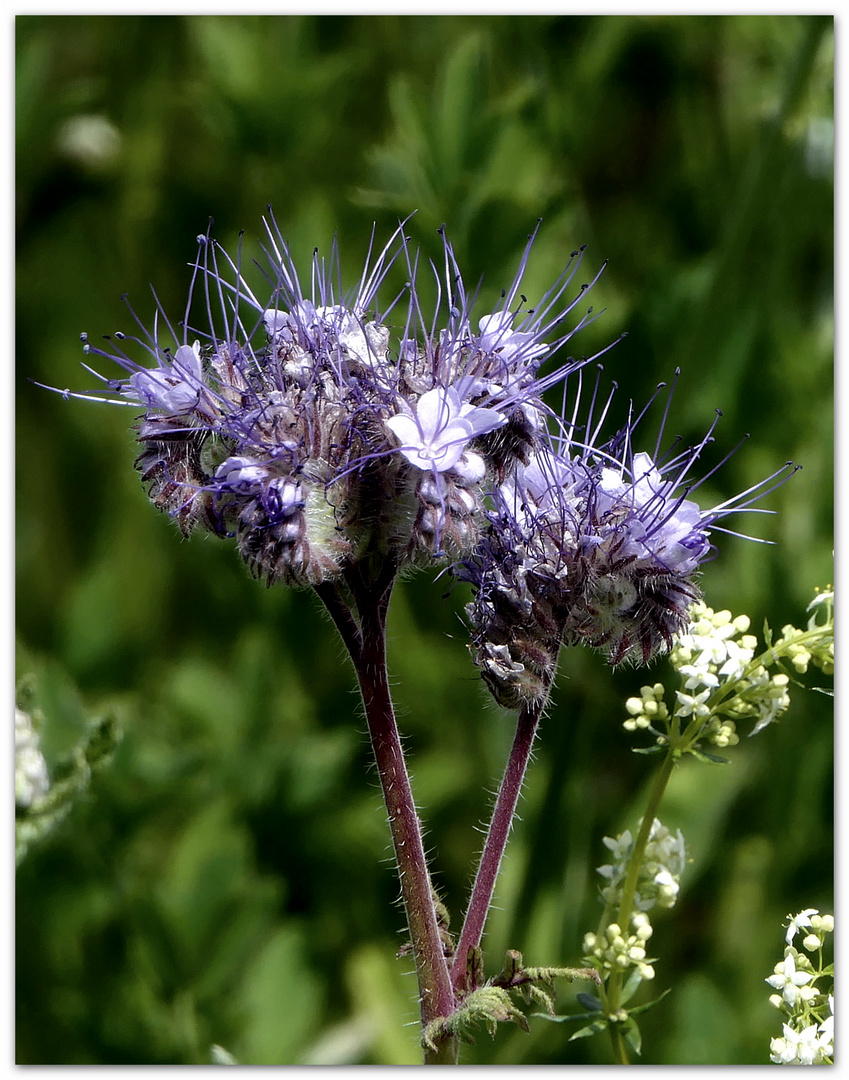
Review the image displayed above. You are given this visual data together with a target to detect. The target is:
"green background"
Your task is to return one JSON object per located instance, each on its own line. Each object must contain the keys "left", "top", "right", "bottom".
{"left": 15, "top": 14, "right": 833, "bottom": 1065}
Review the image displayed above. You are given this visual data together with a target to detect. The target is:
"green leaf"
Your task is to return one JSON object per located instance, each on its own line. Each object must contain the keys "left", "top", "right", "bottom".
{"left": 568, "top": 1018, "right": 609, "bottom": 1042}
{"left": 688, "top": 748, "right": 731, "bottom": 765}
{"left": 625, "top": 987, "right": 672, "bottom": 1017}
{"left": 575, "top": 992, "right": 604, "bottom": 1012}
{"left": 622, "top": 1015, "right": 642, "bottom": 1056}
{"left": 422, "top": 986, "right": 529, "bottom": 1052}
{"left": 620, "top": 968, "right": 645, "bottom": 1006}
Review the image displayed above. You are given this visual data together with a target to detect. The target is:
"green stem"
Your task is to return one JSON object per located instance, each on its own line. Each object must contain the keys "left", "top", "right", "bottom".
{"left": 611, "top": 1024, "right": 631, "bottom": 1066}
{"left": 603, "top": 748, "right": 677, "bottom": 1063}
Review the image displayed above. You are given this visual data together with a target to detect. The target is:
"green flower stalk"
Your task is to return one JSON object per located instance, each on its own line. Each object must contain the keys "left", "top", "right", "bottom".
{"left": 571, "top": 588, "right": 832, "bottom": 1063}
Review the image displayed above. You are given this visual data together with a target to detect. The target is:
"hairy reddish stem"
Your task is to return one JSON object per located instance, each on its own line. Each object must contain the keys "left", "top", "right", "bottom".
{"left": 317, "top": 571, "right": 457, "bottom": 1062}
{"left": 451, "top": 702, "right": 542, "bottom": 995}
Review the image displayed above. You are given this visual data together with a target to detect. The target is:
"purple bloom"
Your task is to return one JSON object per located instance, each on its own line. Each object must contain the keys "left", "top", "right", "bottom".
{"left": 52, "top": 214, "right": 611, "bottom": 580}
{"left": 402, "top": 223, "right": 617, "bottom": 423}
{"left": 463, "top": 372, "right": 797, "bottom": 703}
{"left": 127, "top": 342, "right": 205, "bottom": 414}
{"left": 385, "top": 386, "right": 506, "bottom": 473}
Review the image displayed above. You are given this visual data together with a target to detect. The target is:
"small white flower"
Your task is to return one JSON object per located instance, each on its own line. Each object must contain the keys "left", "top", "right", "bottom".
{"left": 817, "top": 995, "right": 834, "bottom": 1055}
{"left": 769, "top": 1022, "right": 828, "bottom": 1065}
{"left": 476, "top": 310, "right": 549, "bottom": 366}
{"left": 677, "top": 663, "right": 719, "bottom": 691}
{"left": 766, "top": 948, "right": 815, "bottom": 1008}
{"left": 785, "top": 908, "right": 819, "bottom": 945}
{"left": 674, "top": 688, "right": 712, "bottom": 718}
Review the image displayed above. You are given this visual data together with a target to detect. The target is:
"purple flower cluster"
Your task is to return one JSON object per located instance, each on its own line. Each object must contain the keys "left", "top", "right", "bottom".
{"left": 63, "top": 216, "right": 610, "bottom": 587}
{"left": 463, "top": 369, "right": 796, "bottom": 706}
{"left": 56, "top": 213, "right": 794, "bottom": 697}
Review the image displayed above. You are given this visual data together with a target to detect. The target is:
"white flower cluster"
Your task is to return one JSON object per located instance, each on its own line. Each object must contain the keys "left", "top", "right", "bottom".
{"left": 583, "top": 912, "right": 655, "bottom": 982}
{"left": 15, "top": 707, "right": 50, "bottom": 809}
{"left": 622, "top": 589, "right": 835, "bottom": 748}
{"left": 597, "top": 818, "right": 686, "bottom": 912}
{"left": 766, "top": 909, "right": 834, "bottom": 1065}
{"left": 670, "top": 602, "right": 789, "bottom": 739}
{"left": 781, "top": 588, "right": 835, "bottom": 677}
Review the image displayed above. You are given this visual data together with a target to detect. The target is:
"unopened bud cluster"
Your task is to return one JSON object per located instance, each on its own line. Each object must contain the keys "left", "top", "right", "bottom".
{"left": 583, "top": 912, "right": 655, "bottom": 982}
{"left": 766, "top": 909, "right": 833, "bottom": 1065}
{"left": 622, "top": 588, "right": 834, "bottom": 748}
{"left": 596, "top": 817, "right": 686, "bottom": 912}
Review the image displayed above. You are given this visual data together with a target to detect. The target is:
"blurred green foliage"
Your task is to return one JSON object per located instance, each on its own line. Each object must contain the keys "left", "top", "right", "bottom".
{"left": 16, "top": 14, "right": 832, "bottom": 1065}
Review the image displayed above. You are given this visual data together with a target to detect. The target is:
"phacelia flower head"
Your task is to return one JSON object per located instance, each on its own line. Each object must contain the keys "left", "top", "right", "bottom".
{"left": 462, "top": 367, "right": 797, "bottom": 708}
{"left": 51, "top": 213, "right": 612, "bottom": 585}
